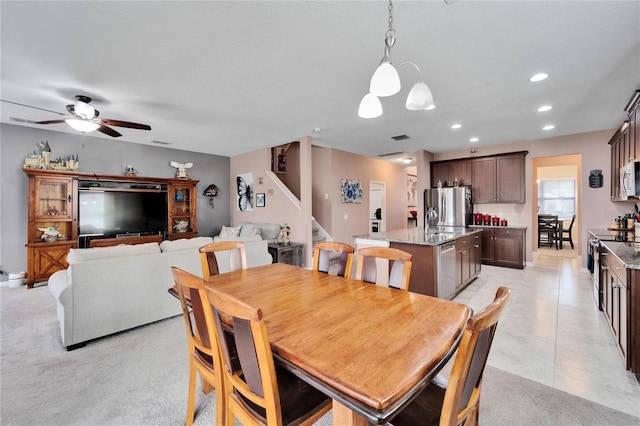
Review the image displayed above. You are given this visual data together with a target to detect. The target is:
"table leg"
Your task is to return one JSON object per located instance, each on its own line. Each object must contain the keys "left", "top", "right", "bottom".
{"left": 332, "top": 400, "right": 373, "bottom": 426}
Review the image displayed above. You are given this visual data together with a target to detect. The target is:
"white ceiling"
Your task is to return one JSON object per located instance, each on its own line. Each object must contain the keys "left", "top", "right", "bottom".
{"left": 2, "top": 1, "right": 639, "bottom": 165}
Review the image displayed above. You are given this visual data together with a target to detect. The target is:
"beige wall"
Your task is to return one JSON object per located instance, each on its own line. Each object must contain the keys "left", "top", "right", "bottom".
{"left": 311, "top": 147, "right": 407, "bottom": 245}
{"left": 230, "top": 137, "right": 313, "bottom": 265}
{"left": 431, "top": 129, "right": 633, "bottom": 265}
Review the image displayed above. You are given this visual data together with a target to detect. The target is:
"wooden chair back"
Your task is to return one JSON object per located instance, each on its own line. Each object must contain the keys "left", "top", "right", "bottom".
{"left": 355, "top": 246, "right": 412, "bottom": 290}
{"left": 441, "top": 286, "right": 510, "bottom": 426}
{"left": 199, "top": 241, "right": 247, "bottom": 278}
{"left": 203, "top": 285, "right": 331, "bottom": 426}
{"left": 171, "top": 266, "right": 224, "bottom": 426}
{"left": 312, "top": 241, "right": 355, "bottom": 278}
{"left": 388, "top": 286, "right": 510, "bottom": 426}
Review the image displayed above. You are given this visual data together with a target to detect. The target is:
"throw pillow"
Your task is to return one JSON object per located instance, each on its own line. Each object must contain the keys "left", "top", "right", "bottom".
{"left": 218, "top": 225, "right": 241, "bottom": 240}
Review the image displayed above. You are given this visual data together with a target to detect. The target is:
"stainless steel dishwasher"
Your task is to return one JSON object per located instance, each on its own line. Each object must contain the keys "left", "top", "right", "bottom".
{"left": 437, "top": 241, "right": 457, "bottom": 300}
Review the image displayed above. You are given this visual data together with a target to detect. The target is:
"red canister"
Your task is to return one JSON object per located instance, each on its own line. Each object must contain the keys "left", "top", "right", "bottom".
{"left": 474, "top": 212, "right": 483, "bottom": 225}
{"left": 492, "top": 216, "right": 500, "bottom": 226}
{"left": 500, "top": 219, "right": 508, "bottom": 226}
{"left": 483, "top": 214, "right": 491, "bottom": 225}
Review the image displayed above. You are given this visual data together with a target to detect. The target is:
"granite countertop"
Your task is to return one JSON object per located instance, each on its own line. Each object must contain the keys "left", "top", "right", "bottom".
{"left": 599, "top": 241, "right": 640, "bottom": 270}
{"left": 469, "top": 224, "right": 528, "bottom": 230}
{"left": 353, "top": 227, "right": 482, "bottom": 246}
{"left": 589, "top": 228, "right": 640, "bottom": 270}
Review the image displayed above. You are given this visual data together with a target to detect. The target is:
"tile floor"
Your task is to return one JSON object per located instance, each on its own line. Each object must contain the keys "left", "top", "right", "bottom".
{"left": 453, "top": 253, "right": 640, "bottom": 417}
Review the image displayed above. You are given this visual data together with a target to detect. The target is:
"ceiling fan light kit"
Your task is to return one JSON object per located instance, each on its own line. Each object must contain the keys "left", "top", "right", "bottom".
{"left": 65, "top": 118, "right": 100, "bottom": 133}
{"left": 358, "top": 0, "right": 435, "bottom": 118}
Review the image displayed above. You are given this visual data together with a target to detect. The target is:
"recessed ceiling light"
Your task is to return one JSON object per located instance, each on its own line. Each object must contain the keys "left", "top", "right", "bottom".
{"left": 469, "top": 137, "right": 479, "bottom": 143}
{"left": 451, "top": 123, "right": 462, "bottom": 129}
{"left": 543, "top": 124, "right": 555, "bottom": 131}
{"left": 424, "top": 104, "right": 436, "bottom": 110}
{"left": 537, "top": 105, "right": 552, "bottom": 112}
{"left": 529, "top": 73, "right": 549, "bottom": 82}
{"left": 402, "top": 158, "right": 412, "bottom": 164}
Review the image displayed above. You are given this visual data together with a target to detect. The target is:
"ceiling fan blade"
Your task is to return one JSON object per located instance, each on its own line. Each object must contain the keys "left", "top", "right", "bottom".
{"left": 98, "top": 118, "right": 151, "bottom": 130}
{"left": 96, "top": 125, "right": 122, "bottom": 137}
{"left": 1, "top": 99, "right": 67, "bottom": 116}
{"left": 10, "top": 117, "right": 41, "bottom": 124}
{"left": 35, "top": 119, "right": 68, "bottom": 125}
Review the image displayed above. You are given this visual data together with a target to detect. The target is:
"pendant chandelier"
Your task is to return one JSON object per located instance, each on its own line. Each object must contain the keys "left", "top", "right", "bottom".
{"left": 358, "top": 0, "right": 435, "bottom": 118}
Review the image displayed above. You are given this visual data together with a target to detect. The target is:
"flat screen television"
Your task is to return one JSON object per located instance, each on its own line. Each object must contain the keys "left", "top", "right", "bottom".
{"left": 78, "top": 190, "right": 168, "bottom": 239}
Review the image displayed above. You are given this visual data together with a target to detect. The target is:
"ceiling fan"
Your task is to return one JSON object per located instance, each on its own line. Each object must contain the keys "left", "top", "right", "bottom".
{"left": 5, "top": 95, "right": 151, "bottom": 137}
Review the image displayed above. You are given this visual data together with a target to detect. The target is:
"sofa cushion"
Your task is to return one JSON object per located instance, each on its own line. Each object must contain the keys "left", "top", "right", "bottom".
{"left": 159, "top": 236, "right": 214, "bottom": 252}
{"left": 219, "top": 225, "right": 241, "bottom": 240}
{"left": 66, "top": 242, "right": 161, "bottom": 264}
{"left": 239, "top": 224, "right": 261, "bottom": 238}
{"left": 214, "top": 235, "right": 262, "bottom": 243}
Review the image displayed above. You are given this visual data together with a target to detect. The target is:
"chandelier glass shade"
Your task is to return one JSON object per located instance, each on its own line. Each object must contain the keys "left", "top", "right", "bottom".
{"left": 65, "top": 119, "right": 100, "bottom": 133}
{"left": 358, "top": 93, "right": 383, "bottom": 118}
{"left": 358, "top": 0, "right": 435, "bottom": 118}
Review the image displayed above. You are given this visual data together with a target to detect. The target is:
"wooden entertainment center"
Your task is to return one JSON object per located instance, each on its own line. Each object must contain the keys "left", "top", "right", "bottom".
{"left": 23, "top": 169, "right": 199, "bottom": 285}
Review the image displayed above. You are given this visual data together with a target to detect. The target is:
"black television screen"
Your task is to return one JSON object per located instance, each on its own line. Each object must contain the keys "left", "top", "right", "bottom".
{"left": 78, "top": 190, "right": 168, "bottom": 237}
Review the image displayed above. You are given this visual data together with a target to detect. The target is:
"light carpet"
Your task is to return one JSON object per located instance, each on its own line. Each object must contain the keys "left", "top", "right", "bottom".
{"left": 1, "top": 285, "right": 638, "bottom": 425}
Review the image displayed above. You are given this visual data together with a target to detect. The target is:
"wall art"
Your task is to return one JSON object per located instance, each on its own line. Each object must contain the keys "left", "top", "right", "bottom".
{"left": 236, "top": 172, "right": 254, "bottom": 211}
{"left": 256, "top": 193, "right": 266, "bottom": 207}
{"left": 407, "top": 174, "right": 417, "bottom": 206}
{"left": 341, "top": 179, "right": 363, "bottom": 203}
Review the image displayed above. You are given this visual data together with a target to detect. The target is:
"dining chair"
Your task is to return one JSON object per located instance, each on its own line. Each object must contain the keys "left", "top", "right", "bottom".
{"left": 203, "top": 285, "right": 332, "bottom": 426}
{"left": 171, "top": 266, "right": 225, "bottom": 426}
{"left": 199, "top": 241, "right": 247, "bottom": 278}
{"left": 537, "top": 214, "right": 559, "bottom": 249}
{"left": 388, "top": 286, "right": 510, "bottom": 426}
{"left": 560, "top": 214, "right": 576, "bottom": 249}
{"left": 312, "top": 241, "right": 355, "bottom": 278}
{"left": 355, "top": 246, "right": 412, "bottom": 290}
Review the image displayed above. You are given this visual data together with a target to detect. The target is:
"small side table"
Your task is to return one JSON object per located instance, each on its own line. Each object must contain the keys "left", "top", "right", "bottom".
{"left": 268, "top": 242, "right": 305, "bottom": 267}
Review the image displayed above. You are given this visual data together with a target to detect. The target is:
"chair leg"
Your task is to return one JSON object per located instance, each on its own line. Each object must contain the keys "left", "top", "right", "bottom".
{"left": 186, "top": 361, "right": 197, "bottom": 426}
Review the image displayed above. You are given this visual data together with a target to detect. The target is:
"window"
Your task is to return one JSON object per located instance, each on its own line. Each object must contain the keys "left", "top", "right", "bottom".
{"left": 537, "top": 179, "right": 575, "bottom": 219}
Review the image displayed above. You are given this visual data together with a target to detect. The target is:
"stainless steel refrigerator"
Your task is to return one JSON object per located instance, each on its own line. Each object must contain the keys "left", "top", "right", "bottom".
{"left": 424, "top": 186, "right": 473, "bottom": 228}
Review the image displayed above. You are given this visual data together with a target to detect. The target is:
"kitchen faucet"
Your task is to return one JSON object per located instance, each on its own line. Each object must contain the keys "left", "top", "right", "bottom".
{"left": 425, "top": 207, "right": 438, "bottom": 233}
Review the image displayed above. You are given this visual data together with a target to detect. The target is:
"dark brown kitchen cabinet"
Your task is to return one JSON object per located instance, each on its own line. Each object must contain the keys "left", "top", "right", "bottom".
{"left": 480, "top": 227, "right": 525, "bottom": 269}
{"left": 430, "top": 159, "right": 471, "bottom": 187}
{"left": 610, "top": 90, "right": 640, "bottom": 201}
{"left": 456, "top": 232, "right": 481, "bottom": 292}
{"left": 472, "top": 153, "right": 526, "bottom": 203}
{"left": 600, "top": 246, "right": 632, "bottom": 370}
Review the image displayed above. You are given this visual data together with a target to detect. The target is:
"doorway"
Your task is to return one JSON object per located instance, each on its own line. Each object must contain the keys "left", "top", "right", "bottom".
{"left": 532, "top": 155, "right": 581, "bottom": 258}
{"left": 369, "top": 181, "right": 386, "bottom": 233}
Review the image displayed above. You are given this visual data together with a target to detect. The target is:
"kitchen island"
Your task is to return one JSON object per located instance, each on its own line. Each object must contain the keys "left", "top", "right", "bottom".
{"left": 354, "top": 227, "right": 482, "bottom": 299}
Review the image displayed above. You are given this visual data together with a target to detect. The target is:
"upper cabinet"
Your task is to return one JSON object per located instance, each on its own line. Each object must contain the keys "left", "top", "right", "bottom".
{"left": 471, "top": 153, "right": 526, "bottom": 203}
{"left": 610, "top": 90, "right": 640, "bottom": 201}
{"left": 431, "top": 152, "right": 526, "bottom": 204}
{"left": 430, "top": 159, "right": 472, "bottom": 187}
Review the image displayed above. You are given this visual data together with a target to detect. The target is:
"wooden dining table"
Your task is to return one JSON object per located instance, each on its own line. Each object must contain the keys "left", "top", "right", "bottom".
{"left": 203, "top": 263, "right": 471, "bottom": 425}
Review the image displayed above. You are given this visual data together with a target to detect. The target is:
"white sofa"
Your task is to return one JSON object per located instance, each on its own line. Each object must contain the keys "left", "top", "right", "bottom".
{"left": 48, "top": 236, "right": 272, "bottom": 350}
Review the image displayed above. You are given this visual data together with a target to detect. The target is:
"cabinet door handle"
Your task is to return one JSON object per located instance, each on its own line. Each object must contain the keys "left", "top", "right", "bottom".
{"left": 67, "top": 195, "right": 72, "bottom": 202}
{"left": 474, "top": 244, "right": 480, "bottom": 248}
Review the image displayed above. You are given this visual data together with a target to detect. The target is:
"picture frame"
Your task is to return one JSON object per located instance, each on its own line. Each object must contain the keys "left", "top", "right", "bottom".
{"left": 341, "top": 179, "right": 363, "bottom": 203}
{"left": 272, "top": 146, "right": 286, "bottom": 174}
{"left": 236, "top": 172, "right": 254, "bottom": 211}
{"left": 407, "top": 174, "right": 417, "bottom": 207}
{"left": 256, "top": 192, "right": 266, "bottom": 207}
